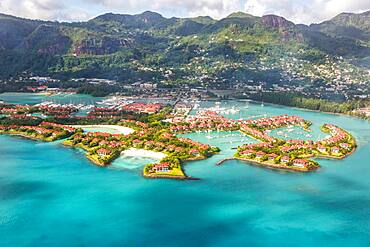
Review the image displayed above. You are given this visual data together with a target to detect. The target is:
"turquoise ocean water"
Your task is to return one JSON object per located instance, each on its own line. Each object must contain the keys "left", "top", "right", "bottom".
{"left": 0, "top": 92, "right": 102, "bottom": 105}
{"left": 1, "top": 99, "right": 370, "bottom": 246}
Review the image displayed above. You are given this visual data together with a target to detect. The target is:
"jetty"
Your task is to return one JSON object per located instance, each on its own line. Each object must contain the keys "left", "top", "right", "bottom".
{"left": 216, "top": 158, "right": 236, "bottom": 166}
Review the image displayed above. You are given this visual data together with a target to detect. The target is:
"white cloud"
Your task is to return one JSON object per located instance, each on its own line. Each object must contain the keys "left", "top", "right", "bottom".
{"left": 243, "top": 0, "right": 370, "bottom": 24}
{"left": 244, "top": 0, "right": 267, "bottom": 17}
{"left": 0, "top": 0, "right": 369, "bottom": 24}
{"left": 0, "top": 0, "right": 91, "bottom": 21}
{"left": 86, "top": 0, "right": 243, "bottom": 19}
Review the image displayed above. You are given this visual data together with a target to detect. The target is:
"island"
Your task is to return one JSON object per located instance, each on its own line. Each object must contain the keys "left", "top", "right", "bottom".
{"left": 0, "top": 101, "right": 357, "bottom": 179}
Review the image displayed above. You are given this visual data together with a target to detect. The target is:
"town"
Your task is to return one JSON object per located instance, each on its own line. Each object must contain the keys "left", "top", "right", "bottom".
{"left": 1, "top": 73, "right": 369, "bottom": 119}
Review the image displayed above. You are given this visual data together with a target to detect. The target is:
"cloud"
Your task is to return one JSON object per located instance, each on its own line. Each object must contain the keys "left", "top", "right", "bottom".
{"left": 85, "top": 0, "right": 244, "bottom": 19}
{"left": 0, "top": 0, "right": 369, "bottom": 24}
{"left": 243, "top": 0, "right": 370, "bottom": 24}
{"left": 0, "top": 0, "right": 91, "bottom": 21}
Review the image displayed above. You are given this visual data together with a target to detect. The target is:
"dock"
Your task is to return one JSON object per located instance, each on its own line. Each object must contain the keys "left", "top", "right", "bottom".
{"left": 216, "top": 158, "right": 236, "bottom": 166}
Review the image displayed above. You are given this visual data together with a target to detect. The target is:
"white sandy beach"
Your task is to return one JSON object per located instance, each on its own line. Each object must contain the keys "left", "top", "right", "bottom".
{"left": 71, "top": 125, "right": 135, "bottom": 135}
{"left": 120, "top": 148, "right": 167, "bottom": 160}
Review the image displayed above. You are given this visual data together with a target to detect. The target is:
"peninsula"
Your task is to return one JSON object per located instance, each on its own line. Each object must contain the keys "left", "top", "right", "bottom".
{"left": 0, "top": 100, "right": 357, "bottom": 179}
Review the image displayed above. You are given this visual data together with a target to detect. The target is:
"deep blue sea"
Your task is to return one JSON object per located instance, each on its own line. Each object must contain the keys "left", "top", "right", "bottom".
{"left": 1, "top": 98, "right": 370, "bottom": 246}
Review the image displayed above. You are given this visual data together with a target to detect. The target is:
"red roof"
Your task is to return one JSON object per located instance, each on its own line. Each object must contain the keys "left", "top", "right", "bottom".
{"left": 293, "top": 159, "right": 308, "bottom": 165}
{"left": 241, "top": 149, "right": 254, "bottom": 155}
{"left": 154, "top": 163, "right": 170, "bottom": 169}
{"left": 281, "top": 156, "right": 290, "bottom": 162}
{"left": 97, "top": 148, "right": 110, "bottom": 155}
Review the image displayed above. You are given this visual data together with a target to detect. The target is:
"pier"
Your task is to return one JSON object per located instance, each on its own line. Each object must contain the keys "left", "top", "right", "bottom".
{"left": 216, "top": 158, "right": 236, "bottom": 166}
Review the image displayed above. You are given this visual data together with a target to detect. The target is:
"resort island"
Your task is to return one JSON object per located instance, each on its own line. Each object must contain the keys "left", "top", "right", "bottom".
{"left": 0, "top": 100, "right": 357, "bottom": 179}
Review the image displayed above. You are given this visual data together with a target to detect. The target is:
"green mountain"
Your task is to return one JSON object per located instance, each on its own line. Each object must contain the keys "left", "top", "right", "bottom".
{"left": 310, "top": 11, "right": 370, "bottom": 68}
{"left": 311, "top": 11, "right": 370, "bottom": 39}
{"left": 0, "top": 11, "right": 369, "bottom": 87}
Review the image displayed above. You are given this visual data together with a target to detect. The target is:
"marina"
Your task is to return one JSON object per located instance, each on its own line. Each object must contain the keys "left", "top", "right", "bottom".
{"left": 0, "top": 95, "right": 369, "bottom": 247}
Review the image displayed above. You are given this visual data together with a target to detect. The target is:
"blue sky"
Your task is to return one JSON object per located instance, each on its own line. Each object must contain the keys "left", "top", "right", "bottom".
{"left": 0, "top": 0, "right": 369, "bottom": 24}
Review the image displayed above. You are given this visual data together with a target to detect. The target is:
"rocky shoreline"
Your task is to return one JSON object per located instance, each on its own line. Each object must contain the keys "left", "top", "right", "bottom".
{"left": 217, "top": 157, "right": 316, "bottom": 172}
{"left": 142, "top": 173, "right": 199, "bottom": 180}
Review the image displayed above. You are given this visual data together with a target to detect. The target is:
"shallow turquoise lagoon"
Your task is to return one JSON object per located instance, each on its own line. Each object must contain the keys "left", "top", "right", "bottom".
{"left": 1, "top": 101, "right": 370, "bottom": 246}
{"left": 110, "top": 156, "right": 158, "bottom": 170}
{"left": 0, "top": 92, "right": 102, "bottom": 105}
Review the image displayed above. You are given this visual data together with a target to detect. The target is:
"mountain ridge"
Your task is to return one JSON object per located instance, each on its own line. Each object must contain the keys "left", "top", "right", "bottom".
{"left": 0, "top": 10, "right": 369, "bottom": 87}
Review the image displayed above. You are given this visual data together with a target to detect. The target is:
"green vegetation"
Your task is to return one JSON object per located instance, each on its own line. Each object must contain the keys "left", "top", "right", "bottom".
{"left": 0, "top": 100, "right": 357, "bottom": 178}
{"left": 236, "top": 123, "right": 355, "bottom": 171}
{"left": 250, "top": 92, "right": 370, "bottom": 119}
{"left": 0, "top": 11, "right": 368, "bottom": 93}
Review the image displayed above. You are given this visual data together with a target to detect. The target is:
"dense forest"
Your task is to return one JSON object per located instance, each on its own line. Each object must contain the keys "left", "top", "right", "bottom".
{"left": 249, "top": 92, "right": 369, "bottom": 119}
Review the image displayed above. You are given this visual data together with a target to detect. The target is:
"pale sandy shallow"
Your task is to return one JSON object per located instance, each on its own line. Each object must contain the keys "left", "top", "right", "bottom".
{"left": 71, "top": 125, "right": 135, "bottom": 135}
{"left": 120, "top": 148, "right": 167, "bottom": 160}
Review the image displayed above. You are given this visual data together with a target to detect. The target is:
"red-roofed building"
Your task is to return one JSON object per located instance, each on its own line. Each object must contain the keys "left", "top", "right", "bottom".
{"left": 267, "top": 153, "right": 278, "bottom": 160}
{"left": 240, "top": 149, "right": 254, "bottom": 156}
{"left": 190, "top": 149, "right": 200, "bottom": 156}
{"left": 153, "top": 163, "right": 170, "bottom": 172}
{"left": 317, "top": 145, "right": 326, "bottom": 153}
{"left": 281, "top": 156, "right": 290, "bottom": 163}
{"left": 256, "top": 151, "right": 266, "bottom": 158}
{"left": 97, "top": 148, "right": 110, "bottom": 156}
{"left": 132, "top": 139, "right": 141, "bottom": 147}
{"left": 293, "top": 159, "right": 309, "bottom": 168}
{"left": 331, "top": 146, "right": 340, "bottom": 154}
{"left": 339, "top": 143, "right": 350, "bottom": 150}
{"left": 161, "top": 133, "right": 174, "bottom": 139}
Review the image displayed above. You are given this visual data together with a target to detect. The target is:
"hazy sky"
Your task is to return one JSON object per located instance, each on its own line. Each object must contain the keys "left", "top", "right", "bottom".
{"left": 0, "top": 0, "right": 369, "bottom": 24}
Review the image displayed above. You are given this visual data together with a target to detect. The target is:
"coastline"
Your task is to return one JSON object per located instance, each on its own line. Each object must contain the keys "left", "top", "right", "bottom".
{"left": 217, "top": 157, "right": 316, "bottom": 172}
{"left": 0, "top": 131, "right": 53, "bottom": 142}
{"left": 1, "top": 95, "right": 359, "bottom": 180}
{"left": 244, "top": 99, "right": 369, "bottom": 121}
{"left": 62, "top": 141, "right": 108, "bottom": 167}
{"left": 143, "top": 173, "right": 197, "bottom": 180}
{"left": 1, "top": 90, "right": 370, "bottom": 245}
{"left": 86, "top": 154, "right": 107, "bottom": 167}
{"left": 142, "top": 154, "right": 213, "bottom": 180}
{"left": 315, "top": 145, "right": 357, "bottom": 160}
